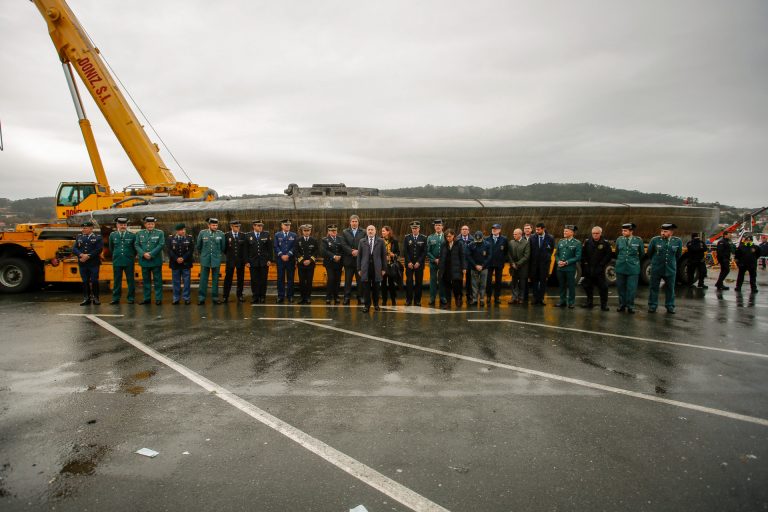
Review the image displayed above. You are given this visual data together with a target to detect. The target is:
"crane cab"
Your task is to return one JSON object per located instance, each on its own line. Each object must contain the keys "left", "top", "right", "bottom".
{"left": 55, "top": 181, "right": 113, "bottom": 219}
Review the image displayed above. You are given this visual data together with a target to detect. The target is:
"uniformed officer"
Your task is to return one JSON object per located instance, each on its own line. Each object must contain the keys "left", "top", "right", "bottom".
{"left": 108, "top": 216, "right": 136, "bottom": 304}
{"left": 426, "top": 219, "right": 446, "bottom": 306}
{"left": 166, "top": 223, "right": 194, "bottom": 304}
{"left": 734, "top": 234, "right": 760, "bottom": 293}
{"left": 615, "top": 222, "right": 644, "bottom": 314}
{"left": 458, "top": 225, "right": 473, "bottom": 301}
{"left": 529, "top": 222, "right": 555, "bottom": 306}
{"left": 485, "top": 223, "right": 508, "bottom": 306}
{"left": 714, "top": 232, "right": 734, "bottom": 290}
{"left": 196, "top": 217, "right": 226, "bottom": 304}
{"left": 403, "top": 220, "right": 427, "bottom": 306}
{"left": 296, "top": 224, "right": 319, "bottom": 304}
{"left": 223, "top": 220, "right": 248, "bottom": 302}
{"left": 274, "top": 219, "right": 297, "bottom": 303}
{"left": 340, "top": 215, "right": 365, "bottom": 304}
{"left": 73, "top": 221, "right": 103, "bottom": 306}
{"left": 134, "top": 216, "right": 165, "bottom": 305}
{"left": 245, "top": 219, "right": 272, "bottom": 304}
{"left": 647, "top": 223, "right": 683, "bottom": 313}
{"left": 580, "top": 226, "right": 612, "bottom": 310}
{"left": 685, "top": 233, "right": 708, "bottom": 288}
{"left": 321, "top": 224, "right": 344, "bottom": 304}
{"left": 555, "top": 224, "right": 582, "bottom": 308}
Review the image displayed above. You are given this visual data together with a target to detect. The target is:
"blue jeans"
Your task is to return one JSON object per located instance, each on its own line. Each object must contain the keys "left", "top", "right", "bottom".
{"left": 171, "top": 268, "right": 191, "bottom": 301}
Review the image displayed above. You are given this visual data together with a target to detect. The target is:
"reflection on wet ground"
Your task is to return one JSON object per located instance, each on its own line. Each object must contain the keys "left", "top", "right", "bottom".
{"left": 1, "top": 273, "right": 767, "bottom": 511}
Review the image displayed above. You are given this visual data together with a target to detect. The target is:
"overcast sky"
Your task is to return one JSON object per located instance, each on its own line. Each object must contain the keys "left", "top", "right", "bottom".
{"left": 1, "top": 0, "right": 766, "bottom": 207}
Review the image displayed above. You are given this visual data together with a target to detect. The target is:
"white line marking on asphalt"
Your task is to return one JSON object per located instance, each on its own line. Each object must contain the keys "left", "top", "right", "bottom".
{"left": 80, "top": 315, "right": 449, "bottom": 512}
{"left": 468, "top": 319, "right": 768, "bottom": 359}
{"left": 58, "top": 313, "right": 125, "bottom": 317}
{"left": 267, "top": 319, "right": 768, "bottom": 428}
{"left": 259, "top": 317, "right": 333, "bottom": 321}
{"left": 252, "top": 304, "right": 358, "bottom": 308}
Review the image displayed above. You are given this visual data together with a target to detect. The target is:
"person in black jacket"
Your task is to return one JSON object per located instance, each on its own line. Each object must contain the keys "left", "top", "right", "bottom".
{"left": 321, "top": 224, "right": 344, "bottom": 304}
{"left": 340, "top": 215, "right": 365, "bottom": 304}
{"left": 223, "top": 220, "right": 248, "bottom": 302}
{"left": 581, "top": 226, "right": 612, "bottom": 310}
{"left": 760, "top": 236, "right": 768, "bottom": 270}
{"left": 714, "top": 232, "right": 733, "bottom": 290}
{"left": 72, "top": 221, "right": 104, "bottom": 306}
{"left": 166, "top": 223, "right": 194, "bottom": 304}
{"left": 529, "top": 222, "right": 555, "bottom": 305}
{"left": 380, "top": 226, "right": 400, "bottom": 306}
{"left": 439, "top": 229, "right": 466, "bottom": 309}
{"left": 296, "top": 224, "right": 319, "bottom": 304}
{"left": 685, "top": 233, "right": 708, "bottom": 288}
{"left": 485, "top": 223, "right": 508, "bottom": 305}
{"left": 245, "top": 220, "right": 272, "bottom": 304}
{"left": 403, "top": 220, "right": 427, "bottom": 306}
{"left": 734, "top": 235, "right": 760, "bottom": 293}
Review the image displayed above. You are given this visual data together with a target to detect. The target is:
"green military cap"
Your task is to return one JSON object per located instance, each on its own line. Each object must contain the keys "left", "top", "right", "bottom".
{"left": 433, "top": 219, "right": 443, "bottom": 225}
{"left": 661, "top": 223, "right": 677, "bottom": 230}
{"left": 207, "top": 217, "right": 219, "bottom": 224}
{"left": 81, "top": 221, "right": 94, "bottom": 227}
{"left": 175, "top": 223, "right": 186, "bottom": 230}
{"left": 143, "top": 216, "right": 157, "bottom": 223}
{"left": 622, "top": 222, "right": 636, "bottom": 230}
{"left": 565, "top": 224, "right": 577, "bottom": 231}
{"left": 114, "top": 217, "right": 129, "bottom": 224}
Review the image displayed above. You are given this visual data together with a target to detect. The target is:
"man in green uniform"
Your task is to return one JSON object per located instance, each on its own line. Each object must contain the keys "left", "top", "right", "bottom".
{"left": 134, "top": 216, "right": 165, "bottom": 305}
{"left": 108, "top": 216, "right": 136, "bottom": 304}
{"left": 647, "top": 223, "right": 683, "bottom": 313}
{"left": 555, "top": 224, "right": 582, "bottom": 308}
{"left": 615, "top": 222, "right": 644, "bottom": 314}
{"left": 427, "top": 219, "right": 446, "bottom": 306}
{"left": 196, "top": 217, "right": 226, "bottom": 304}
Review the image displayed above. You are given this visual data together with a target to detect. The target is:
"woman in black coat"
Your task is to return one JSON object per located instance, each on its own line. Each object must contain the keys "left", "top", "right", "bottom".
{"left": 438, "top": 228, "right": 465, "bottom": 309}
{"left": 380, "top": 226, "right": 401, "bottom": 305}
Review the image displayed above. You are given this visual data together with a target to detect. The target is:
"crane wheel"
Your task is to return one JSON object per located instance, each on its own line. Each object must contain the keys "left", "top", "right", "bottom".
{"left": 0, "top": 257, "right": 34, "bottom": 294}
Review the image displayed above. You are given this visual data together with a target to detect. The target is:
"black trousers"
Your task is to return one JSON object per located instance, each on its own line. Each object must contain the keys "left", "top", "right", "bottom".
{"left": 530, "top": 261, "right": 550, "bottom": 303}
{"left": 715, "top": 263, "right": 730, "bottom": 287}
{"left": 325, "top": 264, "right": 342, "bottom": 300}
{"left": 224, "top": 263, "right": 245, "bottom": 298}
{"left": 80, "top": 264, "right": 100, "bottom": 298}
{"left": 582, "top": 269, "right": 608, "bottom": 306}
{"left": 249, "top": 264, "right": 268, "bottom": 299}
{"left": 736, "top": 265, "right": 757, "bottom": 290}
{"left": 381, "top": 273, "right": 398, "bottom": 304}
{"left": 362, "top": 263, "right": 380, "bottom": 306}
{"left": 343, "top": 265, "right": 361, "bottom": 299}
{"left": 687, "top": 259, "right": 707, "bottom": 285}
{"left": 405, "top": 265, "right": 424, "bottom": 304}
{"left": 485, "top": 266, "right": 503, "bottom": 300}
{"left": 441, "top": 276, "right": 463, "bottom": 305}
{"left": 297, "top": 262, "right": 316, "bottom": 301}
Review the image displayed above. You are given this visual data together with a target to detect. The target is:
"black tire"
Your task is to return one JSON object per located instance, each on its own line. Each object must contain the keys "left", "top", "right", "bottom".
{"left": 0, "top": 257, "right": 34, "bottom": 293}
{"left": 639, "top": 258, "right": 651, "bottom": 285}
{"left": 677, "top": 256, "right": 691, "bottom": 285}
{"left": 604, "top": 260, "right": 617, "bottom": 287}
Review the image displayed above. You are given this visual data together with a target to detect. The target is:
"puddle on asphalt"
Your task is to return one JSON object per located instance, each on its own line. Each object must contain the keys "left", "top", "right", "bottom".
{"left": 119, "top": 368, "right": 157, "bottom": 395}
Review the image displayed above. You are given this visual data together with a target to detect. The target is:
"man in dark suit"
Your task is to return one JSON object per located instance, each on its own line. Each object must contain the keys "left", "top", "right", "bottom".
{"left": 223, "top": 220, "right": 248, "bottom": 302}
{"left": 322, "top": 224, "right": 344, "bottom": 304}
{"left": 296, "top": 224, "right": 319, "bottom": 304}
{"left": 340, "top": 214, "right": 365, "bottom": 304}
{"left": 485, "top": 223, "right": 508, "bottom": 305}
{"left": 245, "top": 220, "right": 272, "bottom": 304}
{"left": 529, "top": 222, "right": 555, "bottom": 305}
{"left": 357, "top": 224, "right": 387, "bottom": 313}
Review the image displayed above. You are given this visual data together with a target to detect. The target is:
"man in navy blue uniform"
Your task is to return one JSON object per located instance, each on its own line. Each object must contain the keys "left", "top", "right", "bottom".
{"left": 72, "top": 221, "right": 103, "bottom": 306}
{"left": 403, "top": 220, "right": 427, "bottom": 306}
{"left": 166, "top": 223, "right": 194, "bottom": 304}
{"left": 485, "top": 223, "right": 508, "bottom": 306}
{"left": 223, "top": 220, "right": 248, "bottom": 302}
{"left": 529, "top": 222, "right": 555, "bottom": 305}
{"left": 274, "top": 219, "right": 297, "bottom": 303}
{"left": 322, "top": 224, "right": 344, "bottom": 304}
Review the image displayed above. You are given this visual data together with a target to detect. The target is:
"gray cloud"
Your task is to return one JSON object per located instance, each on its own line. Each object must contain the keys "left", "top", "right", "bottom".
{"left": 1, "top": 0, "right": 766, "bottom": 206}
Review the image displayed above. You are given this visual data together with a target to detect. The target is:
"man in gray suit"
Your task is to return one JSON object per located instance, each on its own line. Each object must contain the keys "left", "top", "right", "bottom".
{"left": 357, "top": 224, "right": 387, "bottom": 313}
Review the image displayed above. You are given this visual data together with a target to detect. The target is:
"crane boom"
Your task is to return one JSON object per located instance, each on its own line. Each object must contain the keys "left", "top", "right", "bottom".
{"left": 33, "top": 0, "right": 210, "bottom": 200}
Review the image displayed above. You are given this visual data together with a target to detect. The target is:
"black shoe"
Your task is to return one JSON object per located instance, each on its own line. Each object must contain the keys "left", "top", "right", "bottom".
{"left": 334, "top": 299, "right": 341, "bottom": 305}
{"left": 555, "top": 302, "right": 566, "bottom": 308}
{"left": 469, "top": 301, "right": 477, "bottom": 306}
{"left": 627, "top": 308, "right": 635, "bottom": 314}
{"left": 139, "top": 300, "right": 151, "bottom": 305}
{"left": 343, "top": 298, "right": 350, "bottom": 305}
{"left": 697, "top": 284, "right": 708, "bottom": 289}
{"left": 172, "top": 300, "right": 179, "bottom": 305}
{"left": 752, "top": 288, "right": 759, "bottom": 293}
{"left": 617, "top": 306, "right": 626, "bottom": 312}
{"left": 127, "top": 300, "right": 134, "bottom": 304}
{"left": 404, "top": 301, "right": 412, "bottom": 306}
{"left": 155, "top": 300, "right": 162, "bottom": 305}
{"left": 600, "top": 305, "right": 610, "bottom": 311}
{"left": 374, "top": 305, "right": 381, "bottom": 311}
{"left": 198, "top": 301, "right": 205, "bottom": 305}
{"left": 91, "top": 298, "right": 101, "bottom": 305}
{"left": 568, "top": 304, "right": 575, "bottom": 309}
{"left": 79, "top": 298, "right": 91, "bottom": 306}
{"left": 580, "top": 303, "right": 594, "bottom": 309}
{"left": 666, "top": 307, "right": 676, "bottom": 314}
{"left": 325, "top": 299, "right": 332, "bottom": 304}
{"left": 252, "top": 298, "right": 259, "bottom": 304}
{"left": 277, "top": 297, "right": 285, "bottom": 303}
{"left": 109, "top": 299, "right": 120, "bottom": 305}
{"left": 716, "top": 285, "right": 729, "bottom": 290}
{"left": 214, "top": 299, "right": 223, "bottom": 304}
{"left": 362, "top": 307, "right": 369, "bottom": 313}
{"left": 288, "top": 297, "right": 294, "bottom": 303}
{"left": 238, "top": 296, "right": 245, "bottom": 302}
{"left": 428, "top": 301, "right": 435, "bottom": 306}
{"left": 734, "top": 287, "right": 741, "bottom": 292}
{"left": 648, "top": 306, "right": 657, "bottom": 313}
{"left": 185, "top": 300, "right": 191, "bottom": 305}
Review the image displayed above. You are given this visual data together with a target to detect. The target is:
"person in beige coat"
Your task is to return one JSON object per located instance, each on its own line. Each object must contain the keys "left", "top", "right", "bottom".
{"left": 507, "top": 228, "right": 530, "bottom": 304}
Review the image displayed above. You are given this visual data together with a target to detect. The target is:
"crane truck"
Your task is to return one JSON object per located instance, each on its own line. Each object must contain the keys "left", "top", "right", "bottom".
{"left": 0, "top": 0, "right": 216, "bottom": 293}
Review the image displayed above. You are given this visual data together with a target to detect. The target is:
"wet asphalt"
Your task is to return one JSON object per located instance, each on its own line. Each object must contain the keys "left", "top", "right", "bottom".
{"left": 1, "top": 272, "right": 767, "bottom": 512}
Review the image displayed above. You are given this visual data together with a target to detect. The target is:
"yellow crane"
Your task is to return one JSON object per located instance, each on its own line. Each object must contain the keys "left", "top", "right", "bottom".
{"left": 32, "top": 0, "right": 215, "bottom": 220}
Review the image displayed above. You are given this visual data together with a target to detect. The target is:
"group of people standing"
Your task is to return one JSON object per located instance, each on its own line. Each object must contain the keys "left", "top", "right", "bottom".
{"left": 71, "top": 214, "right": 763, "bottom": 312}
